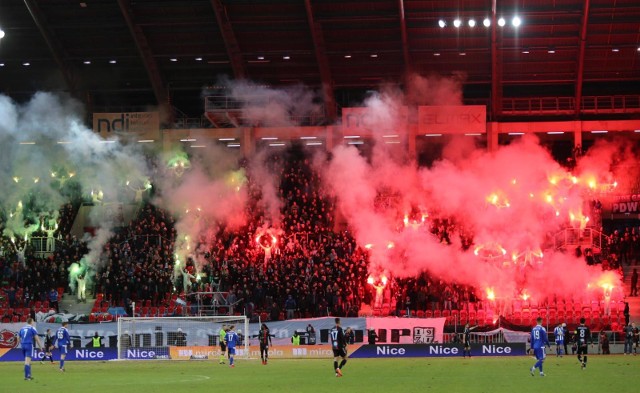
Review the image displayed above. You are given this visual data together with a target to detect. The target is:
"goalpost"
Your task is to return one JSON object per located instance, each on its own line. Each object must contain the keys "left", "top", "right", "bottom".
{"left": 117, "top": 316, "right": 249, "bottom": 360}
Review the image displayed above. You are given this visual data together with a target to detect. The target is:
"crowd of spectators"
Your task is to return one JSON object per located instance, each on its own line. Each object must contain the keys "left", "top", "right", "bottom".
{"left": 0, "top": 143, "right": 635, "bottom": 328}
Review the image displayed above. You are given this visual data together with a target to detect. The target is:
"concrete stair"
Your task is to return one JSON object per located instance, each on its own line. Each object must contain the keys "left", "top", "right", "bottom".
{"left": 58, "top": 294, "right": 94, "bottom": 315}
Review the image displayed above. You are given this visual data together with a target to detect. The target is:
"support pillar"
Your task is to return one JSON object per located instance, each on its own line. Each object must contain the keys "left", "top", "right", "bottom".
{"left": 242, "top": 127, "right": 255, "bottom": 157}
{"left": 573, "top": 121, "right": 583, "bottom": 150}
{"left": 487, "top": 123, "right": 499, "bottom": 152}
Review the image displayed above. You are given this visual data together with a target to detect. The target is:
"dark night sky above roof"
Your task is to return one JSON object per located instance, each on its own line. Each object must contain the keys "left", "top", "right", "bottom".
{"left": 0, "top": 0, "right": 638, "bottom": 118}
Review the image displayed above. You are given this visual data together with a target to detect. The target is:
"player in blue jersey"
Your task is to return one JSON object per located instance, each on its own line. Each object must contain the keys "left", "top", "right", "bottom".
{"left": 530, "top": 317, "right": 550, "bottom": 377}
{"left": 55, "top": 321, "right": 71, "bottom": 372}
{"left": 553, "top": 323, "right": 565, "bottom": 357}
{"left": 18, "top": 318, "right": 43, "bottom": 381}
{"left": 226, "top": 325, "right": 239, "bottom": 368}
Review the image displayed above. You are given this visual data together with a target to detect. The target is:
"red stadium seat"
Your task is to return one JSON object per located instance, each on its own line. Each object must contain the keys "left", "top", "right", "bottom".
{"left": 425, "top": 310, "right": 433, "bottom": 318}
{"left": 443, "top": 310, "right": 451, "bottom": 318}
{"left": 416, "top": 310, "right": 425, "bottom": 318}
{"left": 434, "top": 310, "right": 442, "bottom": 318}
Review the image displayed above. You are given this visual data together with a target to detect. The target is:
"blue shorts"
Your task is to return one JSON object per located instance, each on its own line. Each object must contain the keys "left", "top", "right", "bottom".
{"left": 556, "top": 340, "right": 564, "bottom": 345}
{"left": 534, "top": 347, "right": 546, "bottom": 361}
{"left": 228, "top": 347, "right": 236, "bottom": 355}
{"left": 59, "top": 345, "right": 68, "bottom": 354}
{"left": 22, "top": 345, "right": 35, "bottom": 359}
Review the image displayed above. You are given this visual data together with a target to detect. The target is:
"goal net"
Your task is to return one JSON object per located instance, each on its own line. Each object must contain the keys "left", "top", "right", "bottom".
{"left": 117, "top": 316, "right": 249, "bottom": 360}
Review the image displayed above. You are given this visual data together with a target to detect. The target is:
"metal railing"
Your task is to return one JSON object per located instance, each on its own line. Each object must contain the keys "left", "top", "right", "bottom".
{"left": 581, "top": 95, "right": 640, "bottom": 114}
{"left": 502, "top": 95, "right": 640, "bottom": 116}
{"left": 554, "top": 227, "right": 609, "bottom": 250}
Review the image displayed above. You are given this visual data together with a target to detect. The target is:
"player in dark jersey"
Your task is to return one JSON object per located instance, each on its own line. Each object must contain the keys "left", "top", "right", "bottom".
{"left": 633, "top": 323, "right": 639, "bottom": 355}
{"left": 41, "top": 328, "right": 55, "bottom": 364}
{"left": 330, "top": 317, "right": 347, "bottom": 377}
{"left": 462, "top": 323, "right": 477, "bottom": 358}
{"left": 575, "top": 318, "right": 593, "bottom": 369}
{"left": 256, "top": 323, "right": 273, "bottom": 365}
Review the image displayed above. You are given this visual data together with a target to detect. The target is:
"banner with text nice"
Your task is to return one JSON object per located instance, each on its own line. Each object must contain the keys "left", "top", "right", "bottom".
{"left": 0, "top": 347, "right": 118, "bottom": 362}
{"left": 418, "top": 105, "right": 486, "bottom": 134}
{"left": 349, "top": 343, "right": 527, "bottom": 358}
{"left": 169, "top": 344, "right": 362, "bottom": 360}
{"left": 366, "top": 317, "right": 446, "bottom": 344}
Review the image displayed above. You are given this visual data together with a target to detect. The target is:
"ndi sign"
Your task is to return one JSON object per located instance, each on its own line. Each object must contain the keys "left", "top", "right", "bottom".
{"left": 349, "top": 343, "right": 525, "bottom": 358}
{"left": 93, "top": 112, "right": 160, "bottom": 138}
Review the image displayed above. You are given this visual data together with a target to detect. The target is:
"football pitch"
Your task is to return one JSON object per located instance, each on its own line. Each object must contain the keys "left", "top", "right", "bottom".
{"left": 2, "top": 355, "right": 639, "bottom": 393}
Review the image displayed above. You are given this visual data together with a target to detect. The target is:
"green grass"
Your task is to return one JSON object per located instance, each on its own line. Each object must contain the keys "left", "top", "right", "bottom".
{"left": 3, "top": 355, "right": 640, "bottom": 393}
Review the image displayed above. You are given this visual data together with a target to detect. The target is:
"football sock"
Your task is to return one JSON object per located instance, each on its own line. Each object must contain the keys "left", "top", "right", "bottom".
{"left": 339, "top": 359, "right": 347, "bottom": 369}
{"left": 229, "top": 356, "right": 234, "bottom": 366}
{"left": 24, "top": 364, "right": 29, "bottom": 378}
{"left": 583, "top": 356, "right": 587, "bottom": 364}
{"left": 334, "top": 361, "right": 338, "bottom": 371}
{"left": 60, "top": 359, "right": 65, "bottom": 369}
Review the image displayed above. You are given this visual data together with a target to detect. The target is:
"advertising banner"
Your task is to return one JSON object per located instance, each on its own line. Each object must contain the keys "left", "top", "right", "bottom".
{"left": 341, "top": 106, "right": 408, "bottom": 135}
{"left": 418, "top": 105, "right": 486, "bottom": 134}
{"left": 366, "top": 317, "right": 446, "bottom": 344}
{"left": 93, "top": 112, "right": 160, "bottom": 138}
{"left": 0, "top": 348, "right": 118, "bottom": 361}
{"left": 349, "top": 343, "right": 526, "bottom": 358}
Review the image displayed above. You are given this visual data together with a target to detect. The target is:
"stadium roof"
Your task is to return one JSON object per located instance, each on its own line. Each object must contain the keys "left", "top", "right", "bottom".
{"left": 0, "top": 0, "right": 639, "bottom": 120}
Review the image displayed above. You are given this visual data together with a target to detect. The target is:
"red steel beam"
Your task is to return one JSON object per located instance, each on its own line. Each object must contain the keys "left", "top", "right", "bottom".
{"left": 23, "top": 0, "right": 82, "bottom": 99}
{"left": 210, "top": 0, "right": 247, "bottom": 80}
{"left": 117, "top": 0, "right": 172, "bottom": 120}
{"left": 304, "top": 0, "right": 337, "bottom": 122}
{"left": 575, "top": 0, "right": 591, "bottom": 117}
{"left": 490, "top": 0, "right": 502, "bottom": 120}
{"left": 398, "top": 0, "right": 411, "bottom": 75}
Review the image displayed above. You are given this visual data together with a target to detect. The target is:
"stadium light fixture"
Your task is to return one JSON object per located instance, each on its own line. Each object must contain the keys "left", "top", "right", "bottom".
{"left": 483, "top": 18, "right": 491, "bottom": 27}
{"left": 438, "top": 19, "right": 446, "bottom": 28}
{"left": 195, "top": 57, "right": 203, "bottom": 61}
{"left": 468, "top": 19, "right": 476, "bottom": 27}
{"left": 83, "top": 60, "right": 91, "bottom": 65}
{"left": 498, "top": 17, "right": 506, "bottom": 27}
{"left": 512, "top": 16, "right": 521, "bottom": 27}
{"left": 591, "top": 130, "right": 608, "bottom": 134}
{"left": 283, "top": 55, "right": 290, "bottom": 60}
{"left": 23, "top": 62, "right": 30, "bottom": 66}
{"left": 0, "top": 29, "right": 5, "bottom": 39}
{"left": 453, "top": 19, "right": 462, "bottom": 28}
{"left": 433, "top": 52, "right": 441, "bottom": 56}
{"left": 0, "top": 63, "right": 4, "bottom": 67}
{"left": 170, "top": 58, "right": 177, "bottom": 62}
{"left": 109, "top": 60, "right": 117, "bottom": 64}
{"left": 218, "top": 138, "right": 235, "bottom": 141}
{"left": 611, "top": 48, "right": 619, "bottom": 53}
{"left": 548, "top": 46, "right": 556, "bottom": 54}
